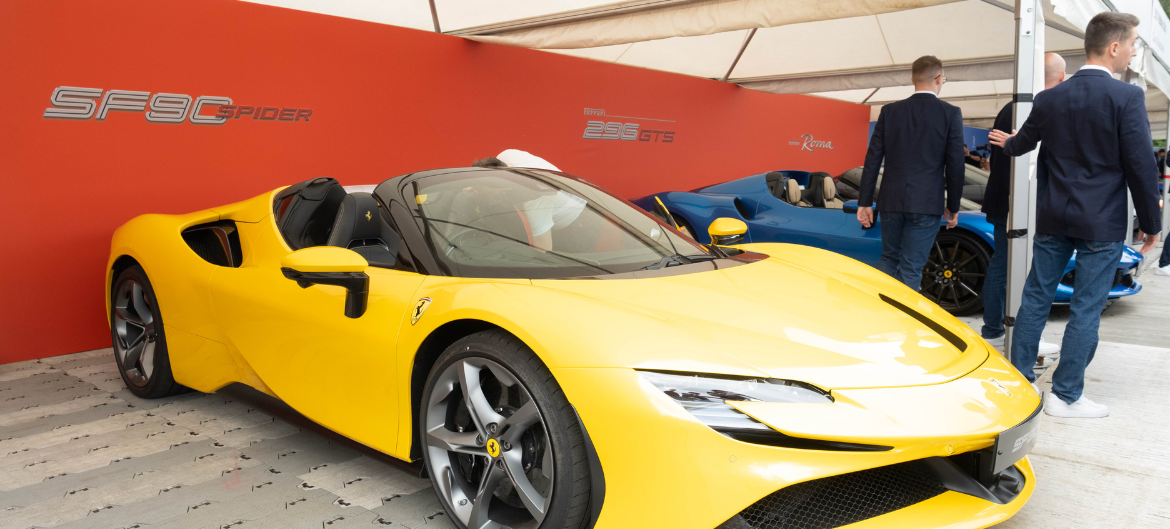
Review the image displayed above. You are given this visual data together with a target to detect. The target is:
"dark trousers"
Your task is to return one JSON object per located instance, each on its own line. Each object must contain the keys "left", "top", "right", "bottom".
{"left": 1161, "top": 238, "right": 1170, "bottom": 268}
{"left": 980, "top": 216, "right": 1008, "bottom": 339}
{"left": 877, "top": 212, "right": 939, "bottom": 291}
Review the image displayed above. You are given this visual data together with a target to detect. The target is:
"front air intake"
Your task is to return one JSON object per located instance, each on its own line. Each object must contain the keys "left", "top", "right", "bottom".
{"left": 722, "top": 459, "right": 948, "bottom": 529}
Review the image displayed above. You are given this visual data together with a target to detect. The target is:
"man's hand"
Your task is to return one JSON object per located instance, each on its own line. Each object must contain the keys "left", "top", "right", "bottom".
{"left": 944, "top": 209, "right": 958, "bottom": 229}
{"left": 1140, "top": 232, "right": 1160, "bottom": 254}
{"left": 987, "top": 129, "right": 1017, "bottom": 148}
{"left": 857, "top": 206, "right": 874, "bottom": 228}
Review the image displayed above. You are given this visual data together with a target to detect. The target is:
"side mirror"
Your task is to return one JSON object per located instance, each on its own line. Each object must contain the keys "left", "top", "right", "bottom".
{"left": 708, "top": 217, "right": 747, "bottom": 246}
{"left": 842, "top": 200, "right": 859, "bottom": 214}
{"left": 280, "top": 247, "right": 370, "bottom": 318}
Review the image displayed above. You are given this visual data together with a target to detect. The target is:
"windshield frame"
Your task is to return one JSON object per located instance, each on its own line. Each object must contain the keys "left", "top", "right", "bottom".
{"left": 374, "top": 167, "right": 740, "bottom": 279}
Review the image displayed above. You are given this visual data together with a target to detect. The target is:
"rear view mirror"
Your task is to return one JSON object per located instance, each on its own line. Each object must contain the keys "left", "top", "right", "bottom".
{"left": 280, "top": 247, "right": 369, "bottom": 318}
{"left": 708, "top": 217, "right": 747, "bottom": 246}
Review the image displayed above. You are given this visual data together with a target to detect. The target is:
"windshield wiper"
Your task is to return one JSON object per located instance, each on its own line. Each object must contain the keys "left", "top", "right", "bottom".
{"left": 638, "top": 253, "right": 717, "bottom": 271}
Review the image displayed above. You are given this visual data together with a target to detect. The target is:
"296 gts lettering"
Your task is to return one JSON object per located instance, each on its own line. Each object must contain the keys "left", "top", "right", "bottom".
{"left": 583, "top": 121, "right": 674, "bottom": 143}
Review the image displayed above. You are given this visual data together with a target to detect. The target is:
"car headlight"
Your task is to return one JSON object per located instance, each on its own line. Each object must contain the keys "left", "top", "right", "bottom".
{"left": 637, "top": 370, "right": 832, "bottom": 433}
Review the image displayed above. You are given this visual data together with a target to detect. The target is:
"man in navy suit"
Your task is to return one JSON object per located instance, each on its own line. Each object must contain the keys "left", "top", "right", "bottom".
{"left": 859, "top": 55, "right": 964, "bottom": 291}
{"left": 978, "top": 52, "right": 1067, "bottom": 357}
{"left": 989, "top": 12, "right": 1162, "bottom": 418}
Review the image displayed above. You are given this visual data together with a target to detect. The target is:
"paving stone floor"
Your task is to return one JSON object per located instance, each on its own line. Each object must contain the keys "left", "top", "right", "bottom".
{"left": 2, "top": 243, "right": 1167, "bottom": 528}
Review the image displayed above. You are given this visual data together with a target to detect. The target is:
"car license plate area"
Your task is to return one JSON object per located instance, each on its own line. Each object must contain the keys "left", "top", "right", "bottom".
{"left": 990, "top": 395, "right": 1044, "bottom": 475}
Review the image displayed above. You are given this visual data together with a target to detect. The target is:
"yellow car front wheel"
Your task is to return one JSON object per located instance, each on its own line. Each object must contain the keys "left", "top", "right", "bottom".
{"left": 420, "top": 330, "right": 592, "bottom": 529}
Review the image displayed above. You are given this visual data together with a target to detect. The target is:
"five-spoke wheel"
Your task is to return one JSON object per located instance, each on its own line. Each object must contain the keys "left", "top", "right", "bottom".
{"left": 420, "top": 330, "right": 591, "bottom": 529}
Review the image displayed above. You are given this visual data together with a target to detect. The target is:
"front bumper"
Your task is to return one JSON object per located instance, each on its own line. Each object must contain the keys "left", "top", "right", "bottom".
{"left": 1054, "top": 267, "right": 1142, "bottom": 302}
{"left": 555, "top": 354, "right": 1039, "bottom": 529}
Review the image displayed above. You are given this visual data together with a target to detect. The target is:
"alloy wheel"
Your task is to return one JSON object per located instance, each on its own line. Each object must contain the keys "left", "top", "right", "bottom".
{"left": 112, "top": 279, "right": 156, "bottom": 387}
{"left": 424, "top": 357, "right": 554, "bottom": 529}
{"left": 921, "top": 236, "right": 987, "bottom": 313}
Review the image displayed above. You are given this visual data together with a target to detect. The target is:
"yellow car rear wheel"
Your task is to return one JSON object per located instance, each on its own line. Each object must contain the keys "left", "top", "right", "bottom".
{"left": 109, "top": 265, "right": 186, "bottom": 398}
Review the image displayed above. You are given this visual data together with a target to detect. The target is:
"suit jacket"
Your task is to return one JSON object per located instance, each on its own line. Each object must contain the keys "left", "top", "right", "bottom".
{"left": 1004, "top": 68, "right": 1162, "bottom": 240}
{"left": 982, "top": 102, "right": 1013, "bottom": 218}
{"left": 860, "top": 93, "right": 965, "bottom": 215}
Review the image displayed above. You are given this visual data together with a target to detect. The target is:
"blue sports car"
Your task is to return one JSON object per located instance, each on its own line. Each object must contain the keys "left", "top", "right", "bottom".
{"left": 635, "top": 169, "right": 1143, "bottom": 315}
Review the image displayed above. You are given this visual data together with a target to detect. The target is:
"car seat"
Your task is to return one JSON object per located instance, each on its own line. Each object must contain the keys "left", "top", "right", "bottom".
{"left": 325, "top": 192, "right": 402, "bottom": 268}
{"left": 820, "top": 176, "right": 844, "bottom": 209}
{"left": 273, "top": 177, "right": 347, "bottom": 250}
{"left": 765, "top": 171, "right": 787, "bottom": 200}
{"left": 784, "top": 178, "right": 811, "bottom": 207}
{"left": 802, "top": 172, "right": 837, "bottom": 208}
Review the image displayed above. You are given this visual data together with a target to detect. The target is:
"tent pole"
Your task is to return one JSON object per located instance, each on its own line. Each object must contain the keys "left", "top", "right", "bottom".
{"left": 428, "top": 0, "right": 441, "bottom": 33}
{"left": 1004, "top": 0, "right": 1040, "bottom": 363}
{"left": 1163, "top": 113, "right": 1170, "bottom": 238}
{"left": 721, "top": 28, "right": 756, "bottom": 82}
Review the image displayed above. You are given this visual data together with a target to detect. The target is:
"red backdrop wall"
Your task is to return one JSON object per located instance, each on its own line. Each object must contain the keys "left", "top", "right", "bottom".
{"left": 0, "top": 0, "right": 869, "bottom": 364}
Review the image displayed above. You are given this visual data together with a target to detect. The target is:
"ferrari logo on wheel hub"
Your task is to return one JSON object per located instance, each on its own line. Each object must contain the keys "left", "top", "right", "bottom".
{"left": 944, "top": 270, "right": 953, "bottom": 278}
{"left": 486, "top": 438, "right": 501, "bottom": 458}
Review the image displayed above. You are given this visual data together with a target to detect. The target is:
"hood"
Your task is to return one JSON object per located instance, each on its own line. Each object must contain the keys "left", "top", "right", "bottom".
{"left": 532, "top": 244, "right": 987, "bottom": 390}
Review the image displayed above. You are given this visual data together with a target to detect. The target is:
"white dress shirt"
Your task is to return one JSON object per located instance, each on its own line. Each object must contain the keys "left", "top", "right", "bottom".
{"left": 1079, "top": 64, "right": 1113, "bottom": 74}
{"left": 912, "top": 90, "right": 939, "bottom": 97}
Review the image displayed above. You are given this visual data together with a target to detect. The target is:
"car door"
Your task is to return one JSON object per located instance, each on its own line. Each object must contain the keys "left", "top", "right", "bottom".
{"left": 750, "top": 193, "right": 881, "bottom": 265}
{"left": 209, "top": 217, "right": 424, "bottom": 454}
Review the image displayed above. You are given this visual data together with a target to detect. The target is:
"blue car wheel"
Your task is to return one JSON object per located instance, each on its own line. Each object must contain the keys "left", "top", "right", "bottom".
{"left": 921, "top": 230, "right": 992, "bottom": 316}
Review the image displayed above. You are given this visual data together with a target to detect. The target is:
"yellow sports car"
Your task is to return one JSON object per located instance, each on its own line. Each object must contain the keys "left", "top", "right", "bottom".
{"left": 107, "top": 167, "right": 1042, "bottom": 529}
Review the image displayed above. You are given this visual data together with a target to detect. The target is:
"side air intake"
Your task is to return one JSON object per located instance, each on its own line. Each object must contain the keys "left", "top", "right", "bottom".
{"left": 182, "top": 221, "right": 243, "bottom": 268}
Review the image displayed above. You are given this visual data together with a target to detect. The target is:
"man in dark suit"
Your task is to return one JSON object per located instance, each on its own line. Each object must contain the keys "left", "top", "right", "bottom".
{"left": 859, "top": 55, "right": 964, "bottom": 291}
{"left": 978, "top": 52, "right": 1066, "bottom": 357}
{"left": 989, "top": 12, "right": 1162, "bottom": 418}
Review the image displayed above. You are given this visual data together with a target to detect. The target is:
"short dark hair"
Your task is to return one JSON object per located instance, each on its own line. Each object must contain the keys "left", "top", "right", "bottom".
{"left": 472, "top": 157, "right": 506, "bottom": 168}
{"left": 1084, "top": 12, "right": 1139, "bottom": 57}
{"left": 911, "top": 56, "right": 943, "bottom": 84}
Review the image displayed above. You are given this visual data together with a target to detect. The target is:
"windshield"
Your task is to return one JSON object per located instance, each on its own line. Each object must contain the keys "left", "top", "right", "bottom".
{"left": 837, "top": 166, "right": 980, "bottom": 212}
{"left": 403, "top": 169, "right": 712, "bottom": 278}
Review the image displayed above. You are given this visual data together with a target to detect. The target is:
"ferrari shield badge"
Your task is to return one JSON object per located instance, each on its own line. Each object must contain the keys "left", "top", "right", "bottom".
{"left": 411, "top": 297, "right": 433, "bottom": 325}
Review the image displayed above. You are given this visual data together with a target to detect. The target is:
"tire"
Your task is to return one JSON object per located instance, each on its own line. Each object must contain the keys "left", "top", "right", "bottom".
{"left": 109, "top": 265, "right": 186, "bottom": 398}
{"left": 419, "top": 330, "right": 591, "bottom": 529}
{"left": 920, "top": 230, "right": 991, "bottom": 316}
{"left": 672, "top": 214, "right": 698, "bottom": 240}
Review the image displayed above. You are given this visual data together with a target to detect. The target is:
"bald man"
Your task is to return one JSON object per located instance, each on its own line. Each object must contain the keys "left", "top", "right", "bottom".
{"left": 977, "top": 52, "right": 1067, "bottom": 354}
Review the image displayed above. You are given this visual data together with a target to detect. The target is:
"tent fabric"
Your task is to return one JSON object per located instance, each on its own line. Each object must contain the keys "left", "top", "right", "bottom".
{"left": 464, "top": 0, "right": 962, "bottom": 49}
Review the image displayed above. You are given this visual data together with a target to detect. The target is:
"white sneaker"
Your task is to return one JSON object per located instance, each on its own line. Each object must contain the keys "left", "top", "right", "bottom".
{"left": 1155, "top": 264, "right": 1170, "bottom": 276}
{"left": 1044, "top": 393, "right": 1109, "bottom": 418}
{"left": 1038, "top": 338, "right": 1060, "bottom": 357}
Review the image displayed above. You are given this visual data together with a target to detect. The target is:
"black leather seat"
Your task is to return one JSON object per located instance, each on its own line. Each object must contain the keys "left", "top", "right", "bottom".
{"left": 273, "top": 177, "right": 347, "bottom": 250}
{"left": 325, "top": 192, "right": 401, "bottom": 267}
{"left": 765, "top": 171, "right": 787, "bottom": 200}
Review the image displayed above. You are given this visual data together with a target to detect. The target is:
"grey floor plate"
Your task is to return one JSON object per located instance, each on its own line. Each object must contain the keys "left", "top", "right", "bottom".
{"left": 0, "top": 351, "right": 453, "bottom": 529}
